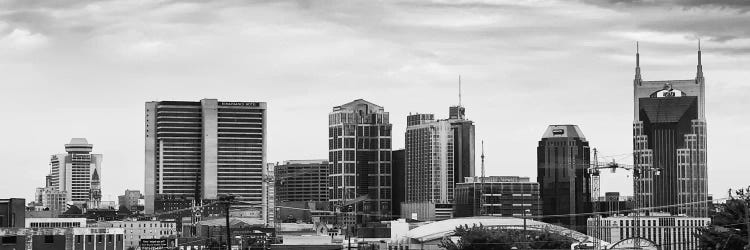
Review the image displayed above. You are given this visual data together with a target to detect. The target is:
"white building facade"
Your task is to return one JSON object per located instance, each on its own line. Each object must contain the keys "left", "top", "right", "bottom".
{"left": 587, "top": 214, "right": 710, "bottom": 250}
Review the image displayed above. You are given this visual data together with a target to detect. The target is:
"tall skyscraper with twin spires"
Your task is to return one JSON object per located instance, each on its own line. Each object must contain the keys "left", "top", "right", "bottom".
{"left": 632, "top": 43, "right": 708, "bottom": 217}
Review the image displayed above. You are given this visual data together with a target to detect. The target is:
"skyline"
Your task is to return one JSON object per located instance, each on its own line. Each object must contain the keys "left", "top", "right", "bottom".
{"left": 1, "top": 0, "right": 749, "bottom": 203}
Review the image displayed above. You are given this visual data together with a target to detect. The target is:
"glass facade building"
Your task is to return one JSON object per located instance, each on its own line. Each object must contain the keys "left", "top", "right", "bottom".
{"left": 632, "top": 47, "right": 708, "bottom": 217}
{"left": 328, "top": 99, "right": 392, "bottom": 226}
{"left": 537, "top": 125, "right": 591, "bottom": 232}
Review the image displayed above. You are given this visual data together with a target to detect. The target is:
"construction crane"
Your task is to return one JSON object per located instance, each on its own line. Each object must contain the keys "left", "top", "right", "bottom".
{"left": 582, "top": 149, "right": 661, "bottom": 250}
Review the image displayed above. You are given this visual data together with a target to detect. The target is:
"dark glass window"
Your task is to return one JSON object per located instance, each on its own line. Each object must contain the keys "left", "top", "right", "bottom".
{"left": 44, "top": 235, "right": 54, "bottom": 244}
{"left": 97, "top": 235, "right": 103, "bottom": 243}
{"left": 76, "top": 235, "right": 82, "bottom": 244}
{"left": 1, "top": 236, "right": 17, "bottom": 244}
{"left": 86, "top": 235, "right": 93, "bottom": 243}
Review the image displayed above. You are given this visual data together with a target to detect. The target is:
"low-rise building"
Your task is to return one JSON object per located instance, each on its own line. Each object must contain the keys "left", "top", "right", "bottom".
{"left": 454, "top": 176, "right": 541, "bottom": 218}
{"left": 0, "top": 198, "right": 25, "bottom": 228}
{"left": 25, "top": 218, "right": 87, "bottom": 228}
{"left": 0, "top": 227, "right": 124, "bottom": 250}
{"left": 118, "top": 190, "right": 143, "bottom": 212}
{"left": 586, "top": 213, "right": 710, "bottom": 250}
{"left": 93, "top": 220, "right": 178, "bottom": 249}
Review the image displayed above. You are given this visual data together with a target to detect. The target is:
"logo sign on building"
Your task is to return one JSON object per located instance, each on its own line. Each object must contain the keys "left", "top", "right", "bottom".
{"left": 219, "top": 102, "right": 261, "bottom": 107}
{"left": 552, "top": 129, "right": 565, "bottom": 136}
{"left": 140, "top": 239, "right": 168, "bottom": 249}
{"left": 653, "top": 89, "right": 684, "bottom": 98}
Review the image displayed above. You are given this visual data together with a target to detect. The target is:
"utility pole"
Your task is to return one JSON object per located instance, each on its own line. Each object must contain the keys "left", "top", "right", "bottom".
{"left": 219, "top": 195, "right": 234, "bottom": 250}
{"left": 480, "top": 141, "right": 485, "bottom": 216}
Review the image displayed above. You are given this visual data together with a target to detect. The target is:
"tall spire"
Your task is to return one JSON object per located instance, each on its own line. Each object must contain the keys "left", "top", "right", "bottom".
{"left": 635, "top": 41, "right": 642, "bottom": 84}
{"left": 458, "top": 75, "right": 462, "bottom": 107}
{"left": 697, "top": 39, "right": 704, "bottom": 80}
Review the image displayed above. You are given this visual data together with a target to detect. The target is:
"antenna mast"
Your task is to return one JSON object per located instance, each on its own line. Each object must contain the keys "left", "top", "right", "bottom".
{"left": 459, "top": 75, "right": 462, "bottom": 106}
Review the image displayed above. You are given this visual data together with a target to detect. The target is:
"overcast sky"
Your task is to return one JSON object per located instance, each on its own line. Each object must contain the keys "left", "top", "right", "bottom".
{"left": 1, "top": 0, "right": 749, "bottom": 202}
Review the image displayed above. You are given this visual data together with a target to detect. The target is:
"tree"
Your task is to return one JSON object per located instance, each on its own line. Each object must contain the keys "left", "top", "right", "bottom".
{"left": 697, "top": 186, "right": 750, "bottom": 250}
{"left": 439, "top": 224, "right": 575, "bottom": 250}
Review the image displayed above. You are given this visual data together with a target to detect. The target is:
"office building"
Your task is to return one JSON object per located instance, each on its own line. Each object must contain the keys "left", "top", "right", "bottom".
{"left": 454, "top": 176, "right": 541, "bottom": 218}
{"left": 591, "top": 192, "right": 634, "bottom": 217}
{"left": 263, "top": 162, "right": 275, "bottom": 227}
{"left": 632, "top": 45, "right": 709, "bottom": 217}
{"left": 587, "top": 213, "right": 709, "bottom": 250}
{"left": 93, "top": 220, "right": 178, "bottom": 249}
{"left": 0, "top": 198, "right": 25, "bottom": 228}
{"left": 328, "top": 99, "right": 392, "bottom": 225}
{"left": 118, "top": 190, "right": 143, "bottom": 211}
{"left": 144, "top": 99, "right": 267, "bottom": 214}
{"left": 274, "top": 160, "right": 329, "bottom": 202}
{"left": 402, "top": 104, "right": 475, "bottom": 221}
{"left": 0, "top": 227, "right": 124, "bottom": 250}
{"left": 391, "top": 149, "right": 405, "bottom": 217}
{"left": 48, "top": 138, "right": 103, "bottom": 205}
{"left": 537, "top": 125, "right": 592, "bottom": 232}
{"left": 41, "top": 189, "right": 67, "bottom": 214}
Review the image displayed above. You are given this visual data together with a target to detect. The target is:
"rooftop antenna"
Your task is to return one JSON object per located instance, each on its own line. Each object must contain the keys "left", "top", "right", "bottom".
{"left": 697, "top": 39, "right": 704, "bottom": 79}
{"left": 635, "top": 41, "right": 642, "bottom": 84}
{"left": 458, "top": 75, "right": 462, "bottom": 107}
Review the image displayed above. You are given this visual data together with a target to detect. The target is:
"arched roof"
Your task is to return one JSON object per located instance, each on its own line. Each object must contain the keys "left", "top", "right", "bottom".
{"left": 405, "top": 216, "right": 606, "bottom": 245}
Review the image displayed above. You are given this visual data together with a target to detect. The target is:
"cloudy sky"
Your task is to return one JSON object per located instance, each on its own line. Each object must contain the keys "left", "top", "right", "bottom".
{"left": 1, "top": 0, "right": 749, "bottom": 202}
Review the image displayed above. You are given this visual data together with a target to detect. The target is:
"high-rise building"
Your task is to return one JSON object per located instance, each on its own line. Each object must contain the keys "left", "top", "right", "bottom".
{"left": 537, "top": 125, "right": 591, "bottom": 232}
{"left": 275, "top": 160, "right": 329, "bottom": 202}
{"left": 144, "top": 99, "right": 267, "bottom": 214}
{"left": 454, "top": 176, "right": 541, "bottom": 218}
{"left": 402, "top": 105, "right": 475, "bottom": 221}
{"left": 391, "top": 149, "right": 405, "bottom": 217}
{"left": 47, "top": 138, "right": 103, "bottom": 205}
{"left": 633, "top": 45, "right": 709, "bottom": 217}
{"left": 263, "top": 162, "right": 275, "bottom": 227}
{"left": 328, "top": 99, "right": 392, "bottom": 225}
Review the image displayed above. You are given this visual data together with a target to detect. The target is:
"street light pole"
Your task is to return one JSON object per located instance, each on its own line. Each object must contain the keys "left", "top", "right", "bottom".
{"left": 523, "top": 209, "right": 530, "bottom": 234}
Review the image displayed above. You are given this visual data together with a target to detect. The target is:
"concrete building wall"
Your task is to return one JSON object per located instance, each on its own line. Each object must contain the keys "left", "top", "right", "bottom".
{"left": 0, "top": 198, "right": 25, "bottom": 228}
{"left": 145, "top": 100, "right": 267, "bottom": 214}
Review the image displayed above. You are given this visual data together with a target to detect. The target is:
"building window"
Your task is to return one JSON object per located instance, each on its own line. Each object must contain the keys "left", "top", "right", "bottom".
{"left": 97, "top": 235, "right": 103, "bottom": 243}
{"left": 44, "top": 235, "right": 54, "bottom": 244}
{"left": 117, "top": 235, "right": 122, "bottom": 242}
{"left": 76, "top": 235, "right": 82, "bottom": 244}
{"left": 107, "top": 235, "right": 113, "bottom": 243}
{"left": 1, "top": 236, "right": 17, "bottom": 244}
{"left": 86, "top": 235, "right": 93, "bottom": 243}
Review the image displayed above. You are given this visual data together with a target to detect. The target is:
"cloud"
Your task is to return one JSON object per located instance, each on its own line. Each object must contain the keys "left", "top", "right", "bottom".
{"left": 582, "top": 0, "right": 750, "bottom": 11}
{"left": 0, "top": 27, "right": 48, "bottom": 51}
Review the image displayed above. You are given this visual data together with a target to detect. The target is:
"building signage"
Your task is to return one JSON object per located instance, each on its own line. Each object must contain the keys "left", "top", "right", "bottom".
{"left": 653, "top": 89, "right": 684, "bottom": 98}
{"left": 140, "top": 239, "right": 168, "bottom": 249}
{"left": 552, "top": 129, "right": 565, "bottom": 135}
{"left": 653, "top": 83, "right": 685, "bottom": 98}
{"left": 219, "top": 102, "right": 261, "bottom": 107}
